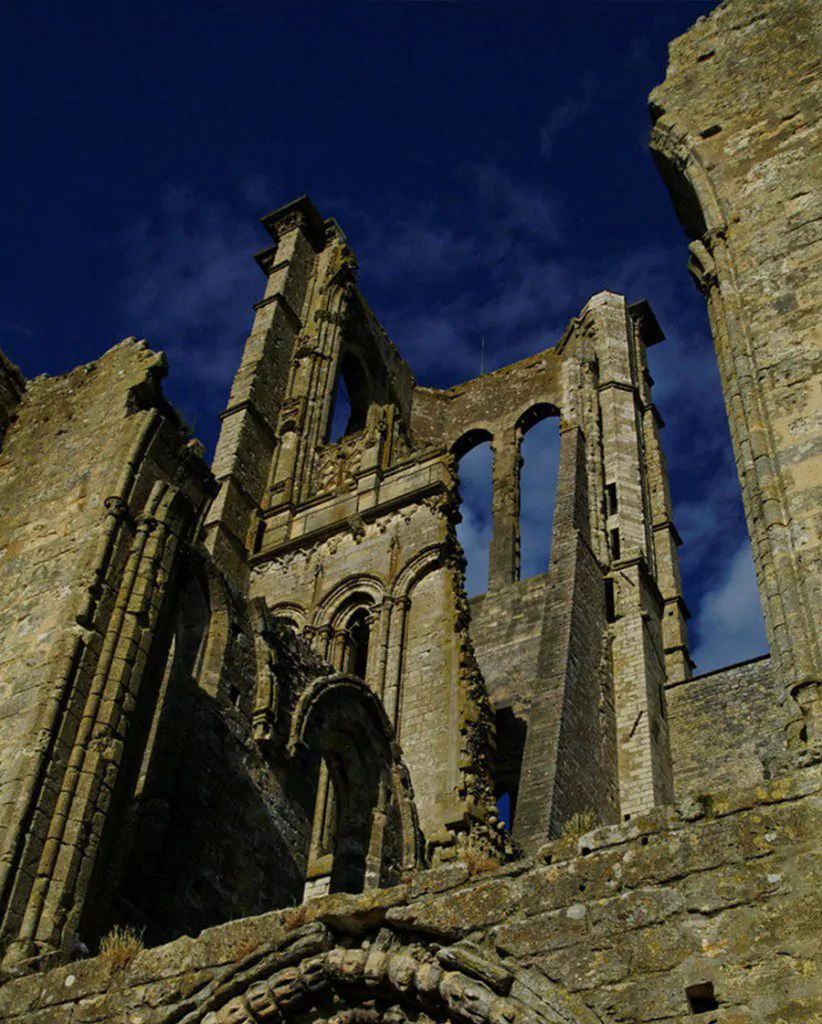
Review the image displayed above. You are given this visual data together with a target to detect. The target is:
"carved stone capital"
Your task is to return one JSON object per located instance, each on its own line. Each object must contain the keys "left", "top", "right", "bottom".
{"left": 103, "top": 496, "right": 130, "bottom": 520}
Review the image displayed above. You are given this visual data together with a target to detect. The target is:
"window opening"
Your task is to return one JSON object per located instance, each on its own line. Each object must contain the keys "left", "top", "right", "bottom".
{"left": 496, "top": 791, "right": 512, "bottom": 830}
{"left": 328, "top": 352, "right": 370, "bottom": 442}
{"left": 610, "top": 528, "right": 621, "bottom": 561}
{"left": 605, "top": 578, "right": 617, "bottom": 622}
{"left": 454, "top": 436, "right": 493, "bottom": 597}
{"left": 328, "top": 369, "right": 353, "bottom": 443}
{"left": 605, "top": 482, "right": 618, "bottom": 516}
{"left": 345, "top": 608, "right": 371, "bottom": 681}
{"left": 493, "top": 706, "right": 526, "bottom": 829}
{"left": 519, "top": 412, "right": 560, "bottom": 580}
{"left": 685, "top": 982, "right": 718, "bottom": 1015}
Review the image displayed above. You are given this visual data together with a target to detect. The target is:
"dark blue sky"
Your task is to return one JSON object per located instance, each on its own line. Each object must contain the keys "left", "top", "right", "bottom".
{"left": 1, "top": 1, "right": 767, "bottom": 672}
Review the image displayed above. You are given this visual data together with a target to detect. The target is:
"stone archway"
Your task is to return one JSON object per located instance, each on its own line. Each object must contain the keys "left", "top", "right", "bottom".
{"left": 190, "top": 920, "right": 605, "bottom": 1024}
{"left": 289, "top": 675, "right": 422, "bottom": 898}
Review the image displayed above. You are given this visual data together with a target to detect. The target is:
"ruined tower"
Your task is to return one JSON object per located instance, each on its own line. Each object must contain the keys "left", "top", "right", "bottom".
{"left": 0, "top": 0, "right": 819, "bottom": 1020}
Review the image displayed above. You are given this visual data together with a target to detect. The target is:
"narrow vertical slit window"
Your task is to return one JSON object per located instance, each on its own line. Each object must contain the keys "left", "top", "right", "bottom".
{"left": 345, "top": 608, "right": 371, "bottom": 681}
{"left": 605, "top": 482, "right": 618, "bottom": 516}
{"left": 605, "top": 578, "right": 617, "bottom": 622}
{"left": 610, "top": 528, "right": 621, "bottom": 561}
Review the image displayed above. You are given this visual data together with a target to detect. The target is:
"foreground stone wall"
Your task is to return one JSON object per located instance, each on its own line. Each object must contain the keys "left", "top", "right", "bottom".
{"left": 2, "top": 0, "right": 820, "bottom": 1002}
{"left": 0, "top": 763, "right": 817, "bottom": 1023}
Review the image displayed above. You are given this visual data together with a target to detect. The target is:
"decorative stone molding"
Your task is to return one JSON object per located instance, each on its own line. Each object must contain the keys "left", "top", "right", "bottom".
{"left": 195, "top": 922, "right": 604, "bottom": 1024}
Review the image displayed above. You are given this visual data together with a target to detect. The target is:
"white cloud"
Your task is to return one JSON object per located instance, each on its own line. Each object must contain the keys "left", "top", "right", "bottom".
{"left": 117, "top": 165, "right": 767, "bottom": 680}
{"left": 690, "top": 542, "right": 768, "bottom": 674}
{"left": 453, "top": 420, "right": 561, "bottom": 595}
{"left": 119, "top": 186, "right": 263, "bottom": 397}
{"left": 539, "top": 76, "right": 597, "bottom": 158}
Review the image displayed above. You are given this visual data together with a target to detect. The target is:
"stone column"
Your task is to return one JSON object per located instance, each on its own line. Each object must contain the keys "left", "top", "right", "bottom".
{"left": 371, "top": 598, "right": 394, "bottom": 700}
{"left": 488, "top": 429, "right": 521, "bottom": 592}
{"left": 383, "top": 597, "right": 410, "bottom": 730}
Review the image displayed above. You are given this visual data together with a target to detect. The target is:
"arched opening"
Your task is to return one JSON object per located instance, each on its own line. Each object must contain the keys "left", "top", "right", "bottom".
{"left": 517, "top": 406, "right": 561, "bottom": 580}
{"left": 647, "top": 137, "right": 770, "bottom": 680}
{"left": 453, "top": 430, "right": 493, "bottom": 598}
{"left": 493, "top": 705, "right": 527, "bottom": 830}
{"left": 328, "top": 350, "right": 370, "bottom": 442}
{"left": 343, "top": 607, "right": 371, "bottom": 681}
{"left": 294, "top": 677, "right": 421, "bottom": 900}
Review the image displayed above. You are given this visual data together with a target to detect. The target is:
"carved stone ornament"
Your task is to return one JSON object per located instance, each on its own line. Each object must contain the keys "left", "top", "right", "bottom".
{"left": 687, "top": 236, "right": 719, "bottom": 295}
{"left": 194, "top": 921, "right": 604, "bottom": 1024}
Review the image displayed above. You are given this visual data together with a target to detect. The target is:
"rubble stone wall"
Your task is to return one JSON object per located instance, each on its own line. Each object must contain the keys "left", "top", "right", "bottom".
{"left": 0, "top": 764, "right": 817, "bottom": 1024}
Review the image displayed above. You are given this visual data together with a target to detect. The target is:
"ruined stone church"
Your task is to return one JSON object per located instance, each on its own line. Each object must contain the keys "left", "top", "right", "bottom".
{"left": 0, "top": 0, "right": 819, "bottom": 1021}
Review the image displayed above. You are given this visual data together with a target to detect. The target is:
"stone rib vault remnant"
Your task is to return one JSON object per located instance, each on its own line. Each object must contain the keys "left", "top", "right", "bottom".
{"left": 0, "top": 0, "right": 819, "bottom": 1020}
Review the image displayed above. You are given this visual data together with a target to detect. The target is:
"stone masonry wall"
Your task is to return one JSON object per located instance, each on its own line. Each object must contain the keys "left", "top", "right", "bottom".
{"left": 0, "top": 762, "right": 817, "bottom": 1023}
{"left": 649, "top": 0, "right": 822, "bottom": 732}
{"left": 666, "top": 655, "right": 787, "bottom": 800}
{"left": 0, "top": 342, "right": 171, "bottom": 898}
{"left": 469, "top": 573, "right": 549, "bottom": 717}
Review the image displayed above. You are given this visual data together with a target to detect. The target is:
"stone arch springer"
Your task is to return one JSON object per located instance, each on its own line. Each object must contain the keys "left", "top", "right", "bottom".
{"left": 192, "top": 919, "right": 605, "bottom": 1024}
{"left": 451, "top": 427, "right": 494, "bottom": 461}
{"left": 287, "top": 673, "right": 398, "bottom": 760}
{"left": 268, "top": 602, "right": 309, "bottom": 632}
{"left": 514, "top": 402, "right": 560, "bottom": 437}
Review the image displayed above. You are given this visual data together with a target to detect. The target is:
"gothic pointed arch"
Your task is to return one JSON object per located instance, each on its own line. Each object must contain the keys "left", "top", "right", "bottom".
{"left": 650, "top": 112, "right": 820, "bottom": 741}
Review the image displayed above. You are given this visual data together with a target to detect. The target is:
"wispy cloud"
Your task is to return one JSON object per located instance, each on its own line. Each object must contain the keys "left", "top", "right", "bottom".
{"left": 117, "top": 182, "right": 276, "bottom": 449}
{"left": 121, "top": 186, "right": 261, "bottom": 393}
{"left": 690, "top": 542, "right": 768, "bottom": 673}
{"left": 349, "top": 162, "right": 764, "bottom": 673}
{"left": 539, "top": 75, "right": 598, "bottom": 158}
